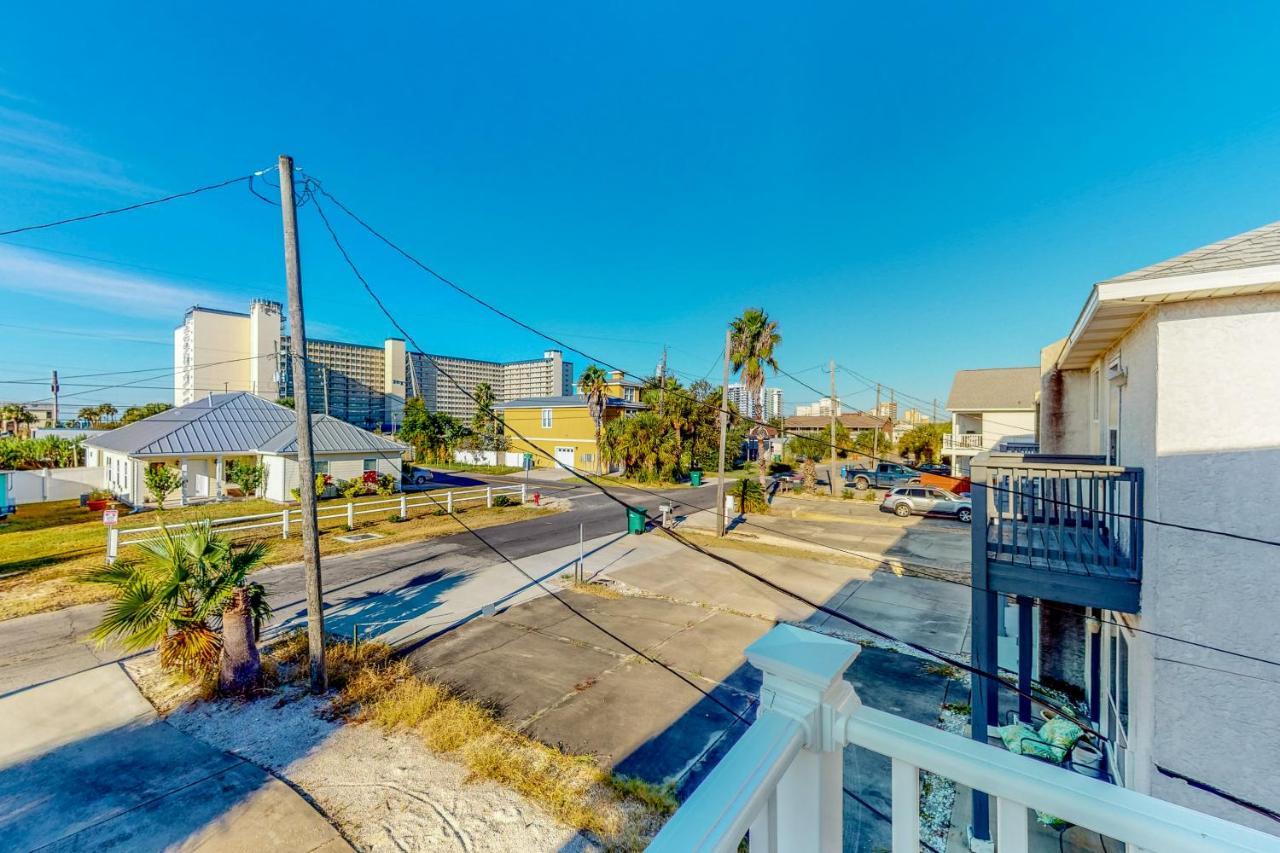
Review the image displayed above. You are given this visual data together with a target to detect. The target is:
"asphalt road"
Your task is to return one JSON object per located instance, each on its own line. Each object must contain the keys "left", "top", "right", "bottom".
{"left": 0, "top": 477, "right": 713, "bottom": 696}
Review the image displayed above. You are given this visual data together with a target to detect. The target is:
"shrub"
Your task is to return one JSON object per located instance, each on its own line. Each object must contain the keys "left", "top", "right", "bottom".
{"left": 736, "top": 478, "right": 770, "bottom": 514}
{"left": 375, "top": 474, "right": 397, "bottom": 496}
{"left": 225, "top": 461, "right": 266, "bottom": 496}
{"left": 492, "top": 494, "right": 518, "bottom": 507}
{"left": 841, "top": 488, "right": 855, "bottom": 500}
{"left": 339, "top": 478, "right": 367, "bottom": 499}
{"left": 144, "top": 465, "right": 185, "bottom": 509}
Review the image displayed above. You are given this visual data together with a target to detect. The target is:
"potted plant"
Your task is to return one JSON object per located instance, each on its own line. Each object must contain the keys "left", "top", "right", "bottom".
{"left": 86, "top": 489, "right": 114, "bottom": 512}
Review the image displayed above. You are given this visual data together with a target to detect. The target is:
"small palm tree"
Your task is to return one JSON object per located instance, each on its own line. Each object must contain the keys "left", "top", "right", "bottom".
{"left": 729, "top": 308, "right": 781, "bottom": 486}
{"left": 578, "top": 365, "right": 609, "bottom": 473}
{"left": 83, "top": 521, "right": 271, "bottom": 693}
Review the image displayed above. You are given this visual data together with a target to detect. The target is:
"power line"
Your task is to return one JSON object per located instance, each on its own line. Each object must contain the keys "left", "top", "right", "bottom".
{"left": 305, "top": 186, "right": 1106, "bottom": 743}
{"left": 0, "top": 173, "right": 262, "bottom": 237}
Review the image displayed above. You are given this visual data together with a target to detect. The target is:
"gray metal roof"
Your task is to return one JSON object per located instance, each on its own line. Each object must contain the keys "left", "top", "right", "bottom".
{"left": 945, "top": 367, "right": 1040, "bottom": 411}
{"left": 259, "top": 414, "right": 407, "bottom": 455}
{"left": 85, "top": 393, "right": 405, "bottom": 457}
{"left": 1104, "top": 219, "right": 1280, "bottom": 283}
{"left": 497, "top": 394, "right": 646, "bottom": 409}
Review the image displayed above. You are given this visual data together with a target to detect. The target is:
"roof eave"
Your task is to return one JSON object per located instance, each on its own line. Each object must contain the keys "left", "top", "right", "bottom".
{"left": 1057, "top": 263, "right": 1280, "bottom": 370}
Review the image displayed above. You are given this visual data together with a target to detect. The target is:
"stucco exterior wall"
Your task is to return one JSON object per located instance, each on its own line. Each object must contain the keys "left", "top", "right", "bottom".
{"left": 1061, "top": 293, "right": 1280, "bottom": 833}
{"left": 501, "top": 404, "right": 628, "bottom": 470}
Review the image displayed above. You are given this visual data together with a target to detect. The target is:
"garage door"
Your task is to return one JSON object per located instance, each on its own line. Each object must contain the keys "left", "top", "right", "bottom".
{"left": 554, "top": 446, "right": 576, "bottom": 469}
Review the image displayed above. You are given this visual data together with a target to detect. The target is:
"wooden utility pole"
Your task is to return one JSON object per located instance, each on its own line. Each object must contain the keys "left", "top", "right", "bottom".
{"left": 657, "top": 346, "right": 667, "bottom": 415}
{"left": 715, "top": 328, "right": 731, "bottom": 536}
{"left": 873, "top": 382, "right": 882, "bottom": 463}
{"left": 50, "top": 370, "right": 59, "bottom": 426}
{"left": 278, "top": 154, "right": 326, "bottom": 693}
{"left": 828, "top": 359, "right": 837, "bottom": 495}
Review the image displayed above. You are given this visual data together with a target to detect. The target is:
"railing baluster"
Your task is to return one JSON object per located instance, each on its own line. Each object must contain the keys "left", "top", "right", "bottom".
{"left": 996, "top": 797, "right": 1030, "bottom": 853}
{"left": 891, "top": 758, "right": 920, "bottom": 852}
{"left": 748, "top": 789, "right": 778, "bottom": 853}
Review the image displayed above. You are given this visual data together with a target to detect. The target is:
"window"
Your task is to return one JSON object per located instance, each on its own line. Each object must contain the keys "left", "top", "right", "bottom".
{"left": 929, "top": 489, "right": 947, "bottom": 499}
{"left": 363, "top": 458, "right": 377, "bottom": 472}
{"left": 315, "top": 460, "right": 329, "bottom": 475}
{"left": 1105, "top": 623, "right": 1131, "bottom": 784}
{"left": 541, "top": 408, "right": 553, "bottom": 428}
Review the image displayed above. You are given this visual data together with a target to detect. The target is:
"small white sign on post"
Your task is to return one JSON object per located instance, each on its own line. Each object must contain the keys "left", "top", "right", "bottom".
{"left": 102, "top": 508, "right": 119, "bottom": 526}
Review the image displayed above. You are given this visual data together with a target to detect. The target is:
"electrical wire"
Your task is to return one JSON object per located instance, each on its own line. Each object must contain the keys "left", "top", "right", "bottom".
{"left": 0, "top": 173, "right": 262, "bottom": 237}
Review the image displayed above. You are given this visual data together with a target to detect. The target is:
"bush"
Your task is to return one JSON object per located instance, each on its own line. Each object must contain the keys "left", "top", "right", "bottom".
{"left": 375, "top": 474, "right": 397, "bottom": 496}
{"left": 144, "top": 465, "right": 185, "bottom": 509}
{"left": 841, "top": 488, "right": 855, "bottom": 500}
{"left": 225, "top": 461, "right": 266, "bottom": 496}
{"left": 736, "top": 478, "right": 770, "bottom": 514}
{"left": 492, "top": 494, "right": 518, "bottom": 508}
{"left": 338, "top": 478, "right": 367, "bottom": 499}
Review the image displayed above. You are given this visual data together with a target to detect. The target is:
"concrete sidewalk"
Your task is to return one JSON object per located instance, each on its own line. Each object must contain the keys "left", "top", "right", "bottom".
{"left": 0, "top": 664, "right": 350, "bottom": 852}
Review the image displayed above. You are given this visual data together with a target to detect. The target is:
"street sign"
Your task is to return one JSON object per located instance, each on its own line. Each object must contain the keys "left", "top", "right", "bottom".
{"left": 102, "top": 508, "right": 118, "bottom": 526}
{"left": 523, "top": 452, "right": 533, "bottom": 470}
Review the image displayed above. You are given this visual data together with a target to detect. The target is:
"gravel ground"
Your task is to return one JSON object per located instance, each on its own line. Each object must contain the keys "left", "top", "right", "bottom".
{"left": 169, "top": 691, "right": 595, "bottom": 852}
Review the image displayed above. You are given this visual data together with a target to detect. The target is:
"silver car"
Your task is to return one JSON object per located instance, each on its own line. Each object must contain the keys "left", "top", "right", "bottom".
{"left": 880, "top": 486, "right": 972, "bottom": 523}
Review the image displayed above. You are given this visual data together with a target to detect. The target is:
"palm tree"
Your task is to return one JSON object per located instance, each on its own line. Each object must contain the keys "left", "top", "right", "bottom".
{"left": 77, "top": 405, "right": 101, "bottom": 427}
{"left": 97, "top": 403, "right": 118, "bottom": 424}
{"left": 0, "top": 403, "right": 19, "bottom": 435}
{"left": 14, "top": 407, "right": 35, "bottom": 437}
{"left": 578, "top": 365, "right": 609, "bottom": 473}
{"left": 471, "top": 383, "right": 500, "bottom": 450}
{"left": 729, "top": 308, "right": 781, "bottom": 486}
{"left": 83, "top": 521, "right": 271, "bottom": 693}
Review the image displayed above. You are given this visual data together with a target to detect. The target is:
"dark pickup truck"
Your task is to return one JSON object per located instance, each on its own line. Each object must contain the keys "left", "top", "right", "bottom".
{"left": 845, "top": 462, "right": 919, "bottom": 490}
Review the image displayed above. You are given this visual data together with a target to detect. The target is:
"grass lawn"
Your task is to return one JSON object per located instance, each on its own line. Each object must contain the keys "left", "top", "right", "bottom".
{"left": 0, "top": 494, "right": 554, "bottom": 622}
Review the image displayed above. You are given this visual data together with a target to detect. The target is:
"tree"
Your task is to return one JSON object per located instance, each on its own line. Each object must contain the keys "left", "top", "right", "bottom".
{"left": 787, "top": 434, "right": 830, "bottom": 462}
{"left": 578, "top": 365, "right": 609, "bottom": 474}
{"left": 121, "top": 402, "right": 172, "bottom": 425}
{"left": 276, "top": 396, "right": 295, "bottom": 409}
{"left": 225, "top": 460, "right": 266, "bottom": 496}
{"left": 898, "top": 422, "right": 951, "bottom": 462}
{"left": 83, "top": 521, "right": 270, "bottom": 692}
{"left": 144, "top": 465, "right": 185, "bottom": 509}
{"left": 77, "top": 405, "right": 102, "bottom": 427}
{"left": 601, "top": 411, "right": 679, "bottom": 482}
{"left": 729, "top": 308, "right": 781, "bottom": 487}
{"left": 2, "top": 404, "right": 36, "bottom": 437}
{"left": 400, "top": 398, "right": 463, "bottom": 464}
{"left": 97, "top": 403, "right": 118, "bottom": 424}
{"left": 469, "top": 383, "right": 506, "bottom": 452}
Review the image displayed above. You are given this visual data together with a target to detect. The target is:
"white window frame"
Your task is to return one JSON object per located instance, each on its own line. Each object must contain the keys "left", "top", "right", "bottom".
{"left": 362, "top": 458, "right": 377, "bottom": 473}
{"left": 541, "top": 408, "right": 553, "bottom": 429}
{"left": 315, "top": 460, "right": 329, "bottom": 475}
{"left": 1102, "top": 617, "right": 1132, "bottom": 786}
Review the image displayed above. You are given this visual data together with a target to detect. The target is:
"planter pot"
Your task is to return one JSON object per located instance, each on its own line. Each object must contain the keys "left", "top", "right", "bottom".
{"left": 1071, "top": 740, "right": 1105, "bottom": 777}
{"left": 87, "top": 499, "right": 110, "bottom": 512}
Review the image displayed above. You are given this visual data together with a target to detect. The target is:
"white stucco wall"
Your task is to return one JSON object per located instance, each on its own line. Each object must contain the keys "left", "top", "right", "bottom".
{"left": 263, "top": 452, "right": 402, "bottom": 503}
{"left": 1061, "top": 293, "right": 1280, "bottom": 833}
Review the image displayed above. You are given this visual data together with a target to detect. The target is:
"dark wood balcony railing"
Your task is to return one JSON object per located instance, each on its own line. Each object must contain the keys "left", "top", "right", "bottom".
{"left": 970, "top": 454, "right": 1144, "bottom": 612}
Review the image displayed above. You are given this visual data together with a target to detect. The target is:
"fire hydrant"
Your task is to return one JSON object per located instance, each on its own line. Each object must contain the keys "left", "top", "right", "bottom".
{"left": 533, "top": 491, "right": 541, "bottom": 506}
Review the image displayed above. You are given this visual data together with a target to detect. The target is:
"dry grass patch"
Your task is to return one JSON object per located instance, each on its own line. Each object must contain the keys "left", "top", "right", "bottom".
{"left": 262, "top": 632, "right": 674, "bottom": 846}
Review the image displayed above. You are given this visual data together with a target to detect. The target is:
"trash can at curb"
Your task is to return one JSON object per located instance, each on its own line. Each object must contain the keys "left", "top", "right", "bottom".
{"left": 689, "top": 470, "right": 703, "bottom": 487}
{"left": 627, "top": 506, "right": 648, "bottom": 534}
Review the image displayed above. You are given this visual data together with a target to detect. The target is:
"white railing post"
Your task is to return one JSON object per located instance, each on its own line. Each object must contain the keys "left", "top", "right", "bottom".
{"left": 106, "top": 527, "right": 118, "bottom": 565}
{"left": 446, "top": 490, "right": 453, "bottom": 515}
{"left": 399, "top": 493, "right": 407, "bottom": 518}
{"left": 486, "top": 485, "right": 493, "bottom": 508}
{"left": 891, "top": 758, "right": 921, "bottom": 852}
{"left": 745, "top": 625, "right": 861, "bottom": 851}
{"left": 281, "top": 509, "right": 290, "bottom": 539}
{"left": 996, "top": 797, "right": 1029, "bottom": 853}
{"left": 346, "top": 501, "right": 354, "bottom": 529}
{"left": 521, "top": 482, "right": 527, "bottom": 504}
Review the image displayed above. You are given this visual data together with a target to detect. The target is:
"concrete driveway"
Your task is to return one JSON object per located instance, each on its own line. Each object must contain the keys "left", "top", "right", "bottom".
{"left": 0, "top": 664, "right": 349, "bottom": 852}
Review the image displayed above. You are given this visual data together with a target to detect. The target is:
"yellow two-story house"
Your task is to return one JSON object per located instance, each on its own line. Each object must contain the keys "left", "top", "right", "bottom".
{"left": 498, "top": 372, "right": 646, "bottom": 471}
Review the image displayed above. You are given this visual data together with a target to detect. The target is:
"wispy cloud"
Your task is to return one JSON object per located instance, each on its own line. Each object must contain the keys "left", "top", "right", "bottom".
{"left": 0, "top": 244, "right": 223, "bottom": 320}
{"left": 0, "top": 101, "right": 152, "bottom": 196}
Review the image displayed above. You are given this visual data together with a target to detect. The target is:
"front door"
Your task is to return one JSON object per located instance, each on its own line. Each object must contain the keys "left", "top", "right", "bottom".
{"left": 554, "top": 446, "right": 576, "bottom": 469}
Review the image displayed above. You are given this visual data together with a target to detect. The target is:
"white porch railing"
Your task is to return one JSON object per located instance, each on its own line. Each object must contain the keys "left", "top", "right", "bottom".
{"left": 650, "top": 624, "right": 1279, "bottom": 853}
{"left": 106, "top": 483, "right": 526, "bottom": 563}
{"left": 944, "top": 433, "right": 1040, "bottom": 454}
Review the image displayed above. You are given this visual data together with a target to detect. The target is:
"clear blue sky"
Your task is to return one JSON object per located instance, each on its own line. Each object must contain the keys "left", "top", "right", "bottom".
{"left": 3, "top": 2, "right": 1280, "bottom": 414}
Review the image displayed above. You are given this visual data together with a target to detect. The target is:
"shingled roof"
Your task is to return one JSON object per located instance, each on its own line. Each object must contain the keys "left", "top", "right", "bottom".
{"left": 85, "top": 393, "right": 405, "bottom": 457}
{"left": 1104, "top": 220, "right": 1280, "bottom": 283}
{"left": 945, "top": 367, "right": 1040, "bottom": 411}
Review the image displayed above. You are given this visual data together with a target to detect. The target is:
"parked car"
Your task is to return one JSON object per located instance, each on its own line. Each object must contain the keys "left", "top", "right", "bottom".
{"left": 915, "top": 462, "right": 952, "bottom": 476}
{"left": 845, "top": 462, "right": 919, "bottom": 490}
{"left": 880, "top": 486, "right": 972, "bottom": 522}
{"left": 400, "top": 466, "right": 435, "bottom": 487}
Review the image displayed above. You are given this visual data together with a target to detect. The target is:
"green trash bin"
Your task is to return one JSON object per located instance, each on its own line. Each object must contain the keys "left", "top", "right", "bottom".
{"left": 627, "top": 506, "right": 648, "bottom": 535}
{"left": 689, "top": 470, "right": 703, "bottom": 487}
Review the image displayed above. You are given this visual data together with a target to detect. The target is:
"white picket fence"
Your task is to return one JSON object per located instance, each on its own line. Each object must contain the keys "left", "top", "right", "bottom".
{"left": 106, "top": 483, "right": 526, "bottom": 564}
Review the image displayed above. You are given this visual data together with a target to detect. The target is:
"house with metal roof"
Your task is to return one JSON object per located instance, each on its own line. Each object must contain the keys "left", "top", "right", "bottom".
{"left": 940, "top": 366, "right": 1040, "bottom": 476}
{"left": 83, "top": 392, "right": 407, "bottom": 505}
{"left": 496, "top": 392, "right": 646, "bottom": 472}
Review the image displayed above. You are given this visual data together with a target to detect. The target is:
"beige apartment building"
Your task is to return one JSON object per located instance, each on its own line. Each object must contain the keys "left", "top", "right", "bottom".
{"left": 174, "top": 300, "right": 573, "bottom": 428}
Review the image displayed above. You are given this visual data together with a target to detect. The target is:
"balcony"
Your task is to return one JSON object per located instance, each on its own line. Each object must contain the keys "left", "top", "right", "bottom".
{"left": 652, "top": 625, "right": 1273, "bottom": 853}
{"left": 971, "top": 453, "right": 1143, "bottom": 614}
{"left": 944, "top": 433, "right": 1041, "bottom": 454}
